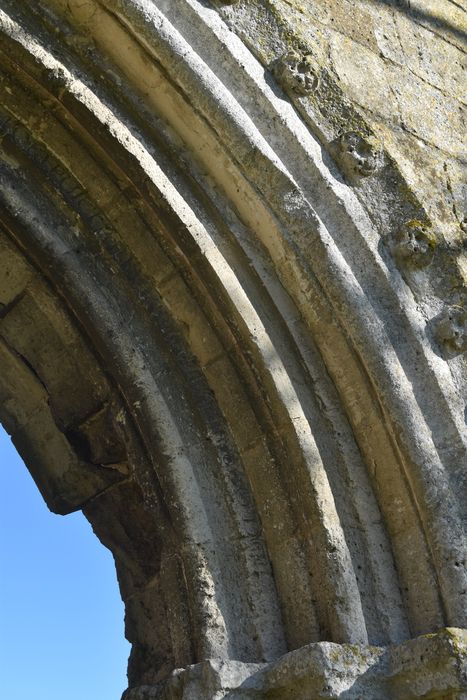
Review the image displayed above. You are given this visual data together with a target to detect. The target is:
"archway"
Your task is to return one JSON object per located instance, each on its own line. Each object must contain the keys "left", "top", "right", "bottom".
{"left": 0, "top": 1, "right": 465, "bottom": 698}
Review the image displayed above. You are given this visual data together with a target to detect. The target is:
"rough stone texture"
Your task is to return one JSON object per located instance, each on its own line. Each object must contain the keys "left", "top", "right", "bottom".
{"left": 122, "top": 629, "right": 467, "bottom": 699}
{"left": 0, "top": 1, "right": 465, "bottom": 698}
{"left": 219, "top": 0, "right": 466, "bottom": 233}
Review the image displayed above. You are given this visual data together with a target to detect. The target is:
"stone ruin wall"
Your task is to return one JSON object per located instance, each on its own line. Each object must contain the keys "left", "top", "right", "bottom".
{"left": 0, "top": 1, "right": 465, "bottom": 698}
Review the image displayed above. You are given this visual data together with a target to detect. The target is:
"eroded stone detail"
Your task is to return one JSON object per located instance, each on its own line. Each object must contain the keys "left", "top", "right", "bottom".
{"left": 65, "top": 401, "right": 129, "bottom": 468}
{"left": 436, "top": 306, "right": 467, "bottom": 354}
{"left": 122, "top": 629, "right": 467, "bottom": 700}
{"left": 0, "top": 2, "right": 466, "bottom": 699}
{"left": 336, "top": 131, "right": 382, "bottom": 178}
{"left": 392, "top": 220, "right": 436, "bottom": 268}
{"left": 272, "top": 51, "right": 319, "bottom": 96}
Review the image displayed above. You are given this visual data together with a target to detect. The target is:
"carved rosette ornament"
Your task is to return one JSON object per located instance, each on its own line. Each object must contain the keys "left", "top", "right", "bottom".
{"left": 436, "top": 306, "right": 467, "bottom": 354}
{"left": 337, "top": 131, "right": 382, "bottom": 178}
{"left": 272, "top": 51, "right": 319, "bottom": 96}
{"left": 392, "top": 220, "right": 436, "bottom": 267}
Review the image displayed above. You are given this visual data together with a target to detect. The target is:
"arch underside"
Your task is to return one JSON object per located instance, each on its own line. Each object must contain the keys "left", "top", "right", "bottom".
{"left": 0, "top": 1, "right": 465, "bottom": 698}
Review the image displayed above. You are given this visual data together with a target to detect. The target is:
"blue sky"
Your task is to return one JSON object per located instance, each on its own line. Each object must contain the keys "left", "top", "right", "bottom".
{"left": 0, "top": 424, "right": 130, "bottom": 700}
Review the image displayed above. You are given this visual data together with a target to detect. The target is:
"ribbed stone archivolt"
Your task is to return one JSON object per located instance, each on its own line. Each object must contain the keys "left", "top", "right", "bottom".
{"left": 0, "top": 1, "right": 465, "bottom": 698}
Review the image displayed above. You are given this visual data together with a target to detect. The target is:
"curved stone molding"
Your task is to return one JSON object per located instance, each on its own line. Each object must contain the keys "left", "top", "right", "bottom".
{"left": 0, "top": 1, "right": 465, "bottom": 698}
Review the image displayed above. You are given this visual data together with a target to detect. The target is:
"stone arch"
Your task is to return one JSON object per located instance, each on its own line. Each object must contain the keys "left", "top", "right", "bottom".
{"left": 0, "top": 1, "right": 465, "bottom": 697}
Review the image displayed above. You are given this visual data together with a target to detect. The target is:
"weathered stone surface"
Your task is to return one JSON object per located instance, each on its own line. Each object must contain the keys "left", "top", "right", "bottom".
{"left": 0, "top": 1, "right": 465, "bottom": 698}
{"left": 272, "top": 50, "right": 319, "bottom": 96}
{"left": 436, "top": 306, "right": 467, "bottom": 356}
{"left": 391, "top": 220, "right": 436, "bottom": 269}
{"left": 334, "top": 131, "right": 383, "bottom": 178}
{"left": 123, "top": 629, "right": 467, "bottom": 699}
